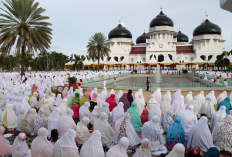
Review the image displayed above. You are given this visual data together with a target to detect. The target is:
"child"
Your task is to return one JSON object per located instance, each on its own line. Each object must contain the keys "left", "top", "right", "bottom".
{"left": 113, "top": 78, "right": 116, "bottom": 89}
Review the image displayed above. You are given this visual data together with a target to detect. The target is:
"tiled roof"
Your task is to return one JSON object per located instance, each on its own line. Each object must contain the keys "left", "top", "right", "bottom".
{"left": 130, "top": 47, "right": 146, "bottom": 54}
{"left": 176, "top": 46, "right": 195, "bottom": 54}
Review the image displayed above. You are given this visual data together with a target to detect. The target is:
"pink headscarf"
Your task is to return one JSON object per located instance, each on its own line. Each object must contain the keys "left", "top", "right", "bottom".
{"left": 0, "top": 126, "right": 12, "bottom": 155}
{"left": 86, "top": 88, "right": 92, "bottom": 101}
{"left": 91, "top": 92, "right": 98, "bottom": 102}
{"left": 62, "top": 87, "right": 69, "bottom": 98}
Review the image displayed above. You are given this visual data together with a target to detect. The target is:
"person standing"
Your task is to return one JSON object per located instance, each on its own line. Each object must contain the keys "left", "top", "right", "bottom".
{"left": 147, "top": 77, "right": 150, "bottom": 91}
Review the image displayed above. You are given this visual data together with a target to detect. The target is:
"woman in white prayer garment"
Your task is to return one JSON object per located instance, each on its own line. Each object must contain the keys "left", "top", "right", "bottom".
{"left": 197, "top": 91, "right": 205, "bottom": 106}
{"left": 90, "top": 88, "right": 98, "bottom": 100}
{"left": 205, "top": 91, "right": 217, "bottom": 105}
{"left": 115, "top": 90, "right": 123, "bottom": 104}
{"left": 76, "top": 117, "right": 90, "bottom": 145}
{"left": 58, "top": 98, "right": 68, "bottom": 116}
{"left": 94, "top": 112, "right": 115, "bottom": 148}
{"left": 12, "top": 133, "right": 31, "bottom": 157}
{"left": 171, "top": 89, "right": 181, "bottom": 104}
{"left": 58, "top": 108, "right": 76, "bottom": 137}
{"left": 142, "top": 115, "right": 167, "bottom": 156}
{"left": 149, "top": 103, "right": 161, "bottom": 120}
{"left": 53, "top": 129, "right": 79, "bottom": 157}
{"left": 153, "top": 88, "right": 162, "bottom": 104}
{"left": 187, "top": 116, "right": 214, "bottom": 153}
{"left": 189, "top": 96, "right": 201, "bottom": 118}
{"left": 90, "top": 106, "right": 100, "bottom": 125}
{"left": 108, "top": 89, "right": 116, "bottom": 97}
{"left": 146, "top": 94, "right": 157, "bottom": 111}
{"left": 201, "top": 97, "right": 215, "bottom": 119}
{"left": 134, "top": 94, "right": 145, "bottom": 115}
{"left": 79, "top": 102, "right": 90, "bottom": 121}
{"left": 100, "top": 87, "right": 108, "bottom": 102}
{"left": 165, "top": 143, "right": 185, "bottom": 157}
{"left": 80, "top": 130, "right": 105, "bottom": 157}
{"left": 171, "top": 93, "right": 185, "bottom": 116}
{"left": 179, "top": 105, "right": 197, "bottom": 136}
{"left": 111, "top": 102, "right": 124, "bottom": 125}
{"left": 31, "top": 128, "right": 54, "bottom": 157}
{"left": 106, "top": 137, "right": 130, "bottom": 157}
{"left": 161, "top": 91, "right": 171, "bottom": 103}
{"left": 217, "top": 91, "right": 227, "bottom": 104}
{"left": 210, "top": 105, "right": 226, "bottom": 131}
{"left": 16, "top": 108, "right": 25, "bottom": 131}
{"left": 184, "top": 91, "right": 193, "bottom": 108}
{"left": 160, "top": 97, "right": 171, "bottom": 116}
{"left": 114, "top": 112, "right": 141, "bottom": 147}
{"left": 134, "top": 88, "right": 143, "bottom": 100}
{"left": 97, "top": 94, "right": 103, "bottom": 108}
{"left": 48, "top": 108, "right": 60, "bottom": 138}
{"left": 212, "top": 115, "right": 232, "bottom": 153}
{"left": 55, "top": 94, "right": 62, "bottom": 106}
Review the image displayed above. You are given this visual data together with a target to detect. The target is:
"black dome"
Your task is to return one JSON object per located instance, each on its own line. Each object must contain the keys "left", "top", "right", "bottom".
{"left": 108, "top": 24, "right": 132, "bottom": 39}
{"left": 136, "top": 32, "right": 150, "bottom": 44}
{"left": 174, "top": 31, "right": 189, "bottom": 42}
{"left": 150, "top": 11, "right": 174, "bottom": 28}
{"left": 193, "top": 19, "right": 221, "bottom": 36}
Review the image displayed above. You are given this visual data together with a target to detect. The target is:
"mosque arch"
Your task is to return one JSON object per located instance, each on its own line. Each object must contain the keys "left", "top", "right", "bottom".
{"left": 154, "top": 55, "right": 156, "bottom": 60}
{"left": 120, "top": 56, "right": 124, "bottom": 61}
{"left": 114, "top": 56, "right": 119, "bottom": 62}
{"left": 150, "top": 54, "right": 153, "bottom": 60}
{"left": 168, "top": 54, "right": 173, "bottom": 61}
{"left": 107, "top": 57, "right": 111, "bottom": 61}
{"left": 200, "top": 55, "right": 206, "bottom": 61}
{"left": 158, "top": 54, "right": 164, "bottom": 62}
{"left": 208, "top": 55, "right": 213, "bottom": 61}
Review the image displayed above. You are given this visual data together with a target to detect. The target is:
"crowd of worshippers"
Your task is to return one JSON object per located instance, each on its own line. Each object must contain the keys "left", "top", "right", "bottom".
{"left": 0, "top": 84, "right": 232, "bottom": 157}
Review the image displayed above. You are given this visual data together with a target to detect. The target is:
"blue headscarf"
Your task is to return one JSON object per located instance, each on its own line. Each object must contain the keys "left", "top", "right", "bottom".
{"left": 127, "top": 101, "right": 142, "bottom": 131}
{"left": 203, "top": 147, "right": 220, "bottom": 157}
{"left": 217, "top": 97, "right": 232, "bottom": 114}
{"left": 167, "top": 115, "right": 186, "bottom": 149}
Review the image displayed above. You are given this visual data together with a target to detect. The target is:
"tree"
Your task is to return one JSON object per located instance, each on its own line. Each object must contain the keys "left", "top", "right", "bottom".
{"left": 86, "top": 32, "right": 110, "bottom": 71}
{"left": 0, "top": 0, "right": 52, "bottom": 76}
{"left": 215, "top": 51, "right": 230, "bottom": 70}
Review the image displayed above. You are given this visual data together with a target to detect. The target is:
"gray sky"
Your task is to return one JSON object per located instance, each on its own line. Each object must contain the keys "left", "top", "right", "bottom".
{"left": 1, "top": 0, "right": 232, "bottom": 56}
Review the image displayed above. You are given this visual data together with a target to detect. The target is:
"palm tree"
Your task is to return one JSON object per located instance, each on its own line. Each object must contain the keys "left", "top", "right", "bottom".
{"left": 215, "top": 52, "right": 230, "bottom": 70}
{"left": 0, "top": 0, "right": 52, "bottom": 76}
{"left": 86, "top": 32, "right": 110, "bottom": 71}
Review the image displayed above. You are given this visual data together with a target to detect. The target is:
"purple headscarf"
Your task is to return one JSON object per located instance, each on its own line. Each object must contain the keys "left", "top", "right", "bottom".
{"left": 127, "top": 89, "right": 133, "bottom": 106}
{"left": 119, "top": 93, "right": 130, "bottom": 112}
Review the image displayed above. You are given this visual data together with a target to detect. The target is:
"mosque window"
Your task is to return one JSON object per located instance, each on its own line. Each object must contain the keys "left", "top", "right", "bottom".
{"left": 200, "top": 55, "right": 206, "bottom": 61}
{"left": 154, "top": 55, "right": 156, "bottom": 60}
{"left": 114, "top": 56, "right": 118, "bottom": 62}
{"left": 120, "top": 56, "right": 124, "bottom": 61}
{"left": 168, "top": 54, "right": 173, "bottom": 61}
{"left": 150, "top": 55, "right": 153, "bottom": 60}
{"left": 208, "top": 55, "right": 213, "bottom": 61}
{"left": 107, "top": 57, "right": 111, "bottom": 61}
{"left": 158, "top": 54, "right": 164, "bottom": 62}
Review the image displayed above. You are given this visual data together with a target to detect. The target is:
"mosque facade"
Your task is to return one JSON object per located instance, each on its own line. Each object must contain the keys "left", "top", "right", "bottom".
{"left": 105, "top": 10, "right": 226, "bottom": 70}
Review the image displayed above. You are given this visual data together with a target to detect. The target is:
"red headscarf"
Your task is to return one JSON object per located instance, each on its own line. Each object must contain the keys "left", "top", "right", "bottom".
{"left": 140, "top": 109, "right": 149, "bottom": 125}
{"left": 106, "top": 94, "right": 117, "bottom": 112}
{"left": 72, "top": 104, "right": 79, "bottom": 119}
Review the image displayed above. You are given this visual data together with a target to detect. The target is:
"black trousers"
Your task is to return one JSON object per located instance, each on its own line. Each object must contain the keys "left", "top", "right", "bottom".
{"left": 147, "top": 85, "right": 149, "bottom": 91}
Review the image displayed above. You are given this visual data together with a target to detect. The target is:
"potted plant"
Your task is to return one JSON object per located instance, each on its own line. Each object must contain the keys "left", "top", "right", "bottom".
{"left": 68, "top": 76, "right": 77, "bottom": 91}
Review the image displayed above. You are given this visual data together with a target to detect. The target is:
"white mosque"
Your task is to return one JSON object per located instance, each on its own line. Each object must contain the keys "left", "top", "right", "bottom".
{"left": 84, "top": 9, "right": 226, "bottom": 70}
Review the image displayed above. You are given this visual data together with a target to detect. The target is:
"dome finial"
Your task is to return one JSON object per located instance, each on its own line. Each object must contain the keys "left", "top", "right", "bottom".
{"left": 144, "top": 29, "right": 145, "bottom": 33}
{"left": 179, "top": 28, "right": 181, "bottom": 31}
{"left": 205, "top": 11, "right": 208, "bottom": 19}
{"left": 161, "top": 6, "right": 163, "bottom": 11}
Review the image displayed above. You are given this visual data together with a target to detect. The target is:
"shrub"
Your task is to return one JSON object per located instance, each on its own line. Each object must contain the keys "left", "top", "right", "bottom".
{"left": 67, "top": 77, "right": 77, "bottom": 84}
